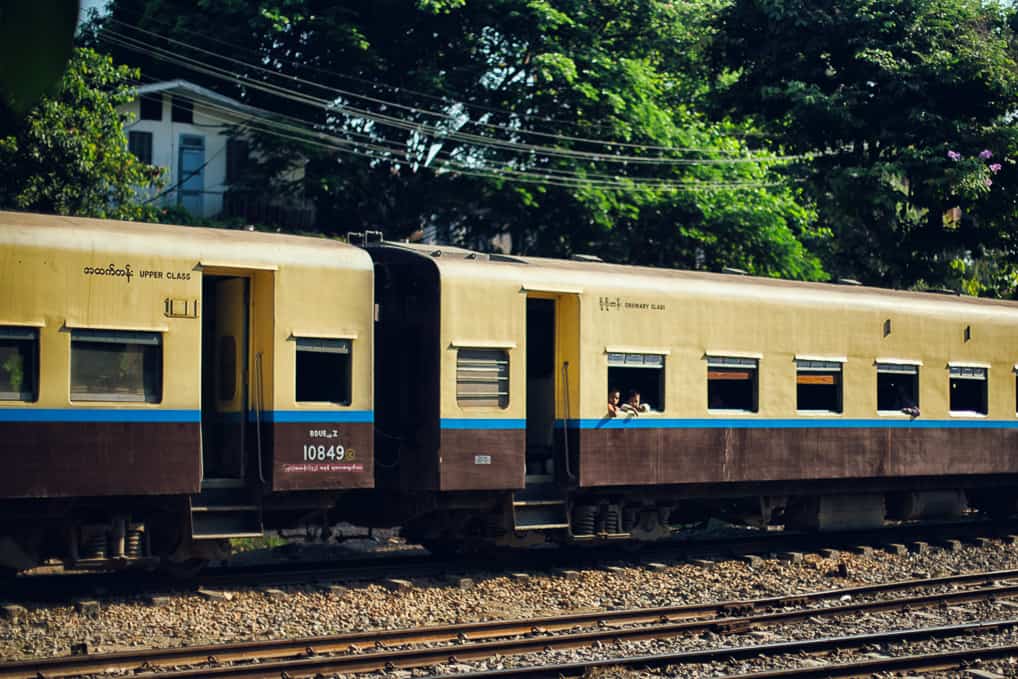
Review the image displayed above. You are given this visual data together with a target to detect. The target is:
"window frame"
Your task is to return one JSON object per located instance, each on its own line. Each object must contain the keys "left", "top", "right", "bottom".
{"left": 139, "top": 94, "right": 163, "bottom": 121}
{"left": 0, "top": 326, "right": 39, "bottom": 402}
{"left": 171, "top": 96, "right": 194, "bottom": 124}
{"left": 875, "top": 360, "right": 920, "bottom": 415}
{"left": 606, "top": 351, "right": 666, "bottom": 414}
{"left": 456, "top": 347, "right": 510, "bottom": 410}
{"left": 294, "top": 337, "right": 353, "bottom": 406}
{"left": 948, "top": 364, "right": 988, "bottom": 417}
{"left": 706, "top": 355, "right": 759, "bottom": 414}
{"left": 128, "top": 130, "right": 153, "bottom": 165}
{"left": 226, "top": 138, "right": 250, "bottom": 184}
{"left": 795, "top": 357, "right": 844, "bottom": 415}
{"left": 69, "top": 329, "right": 163, "bottom": 404}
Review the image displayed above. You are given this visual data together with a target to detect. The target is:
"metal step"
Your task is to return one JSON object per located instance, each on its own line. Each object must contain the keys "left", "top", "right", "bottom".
{"left": 190, "top": 483, "right": 263, "bottom": 540}
{"left": 512, "top": 486, "right": 569, "bottom": 531}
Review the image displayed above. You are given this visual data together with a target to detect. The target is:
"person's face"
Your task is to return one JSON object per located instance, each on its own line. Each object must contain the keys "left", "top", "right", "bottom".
{"left": 609, "top": 391, "right": 620, "bottom": 404}
{"left": 630, "top": 393, "right": 641, "bottom": 405}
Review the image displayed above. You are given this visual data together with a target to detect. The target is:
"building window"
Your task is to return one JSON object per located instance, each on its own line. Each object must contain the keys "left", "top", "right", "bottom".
{"left": 796, "top": 359, "right": 843, "bottom": 413}
{"left": 226, "top": 138, "right": 250, "bottom": 184}
{"left": 139, "top": 94, "right": 162, "bottom": 121}
{"left": 607, "top": 352, "right": 664, "bottom": 412}
{"left": 876, "top": 362, "right": 919, "bottom": 413}
{"left": 171, "top": 96, "right": 194, "bottom": 124}
{"left": 128, "top": 131, "right": 153, "bottom": 165}
{"left": 295, "top": 338, "right": 351, "bottom": 404}
{"left": 0, "top": 327, "right": 38, "bottom": 401}
{"left": 70, "top": 330, "right": 162, "bottom": 403}
{"left": 456, "top": 348, "right": 509, "bottom": 408}
{"left": 949, "top": 366, "right": 987, "bottom": 415}
{"left": 708, "top": 356, "right": 758, "bottom": 412}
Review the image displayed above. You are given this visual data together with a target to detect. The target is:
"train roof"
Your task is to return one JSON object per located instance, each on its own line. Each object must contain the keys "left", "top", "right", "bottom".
{"left": 0, "top": 211, "right": 372, "bottom": 271}
{"left": 372, "top": 240, "right": 1018, "bottom": 319}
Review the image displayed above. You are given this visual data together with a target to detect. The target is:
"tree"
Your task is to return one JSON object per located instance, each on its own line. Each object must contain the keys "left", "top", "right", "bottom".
{"left": 92, "top": 0, "right": 826, "bottom": 279}
{"left": 0, "top": 47, "right": 161, "bottom": 218}
{"left": 713, "top": 0, "right": 1018, "bottom": 293}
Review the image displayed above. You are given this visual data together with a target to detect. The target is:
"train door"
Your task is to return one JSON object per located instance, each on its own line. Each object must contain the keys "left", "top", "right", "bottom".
{"left": 194, "top": 274, "right": 263, "bottom": 539}
{"left": 513, "top": 292, "right": 579, "bottom": 532}
{"left": 525, "top": 297, "right": 556, "bottom": 483}
{"left": 524, "top": 292, "right": 581, "bottom": 486}
{"left": 201, "top": 276, "right": 249, "bottom": 481}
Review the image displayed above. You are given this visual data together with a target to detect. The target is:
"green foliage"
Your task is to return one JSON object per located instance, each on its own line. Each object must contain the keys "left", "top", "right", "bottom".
{"left": 713, "top": 0, "right": 1018, "bottom": 293}
{"left": 0, "top": 48, "right": 162, "bottom": 218}
{"left": 96, "top": 0, "right": 825, "bottom": 280}
{"left": 0, "top": 352, "right": 24, "bottom": 393}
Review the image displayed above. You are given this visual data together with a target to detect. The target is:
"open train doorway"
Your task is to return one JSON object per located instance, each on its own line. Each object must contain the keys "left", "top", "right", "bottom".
{"left": 200, "top": 276, "right": 250, "bottom": 483}
{"left": 526, "top": 297, "right": 556, "bottom": 483}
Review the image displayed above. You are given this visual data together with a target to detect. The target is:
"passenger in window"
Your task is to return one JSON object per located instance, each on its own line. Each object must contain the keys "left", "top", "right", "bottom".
{"left": 893, "top": 382, "right": 920, "bottom": 418}
{"left": 607, "top": 389, "right": 622, "bottom": 417}
{"left": 621, "top": 389, "right": 652, "bottom": 415}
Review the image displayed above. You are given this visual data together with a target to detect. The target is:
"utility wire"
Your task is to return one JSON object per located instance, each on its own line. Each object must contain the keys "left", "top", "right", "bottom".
{"left": 105, "top": 27, "right": 802, "bottom": 192}
{"left": 135, "top": 78, "right": 793, "bottom": 193}
{"left": 104, "top": 12, "right": 762, "bottom": 153}
{"left": 104, "top": 21, "right": 808, "bottom": 165}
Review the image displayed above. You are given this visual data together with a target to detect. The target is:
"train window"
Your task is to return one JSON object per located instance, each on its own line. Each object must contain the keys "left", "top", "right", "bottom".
{"left": 607, "top": 352, "right": 665, "bottom": 412}
{"left": 796, "top": 359, "right": 843, "bottom": 413}
{"left": 707, "top": 356, "right": 758, "bottom": 412}
{"left": 0, "top": 327, "right": 38, "bottom": 402}
{"left": 876, "top": 362, "right": 919, "bottom": 413}
{"left": 70, "top": 330, "right": 162, "bottom": 403}
{"left": 949, "top": 366, "right": 987, "bottom": 415}
{"left": 456, "top": 349, "right": 509, "bottom": 408}
{"left": 295, "top": 338, "right": 351, "bottom": 405}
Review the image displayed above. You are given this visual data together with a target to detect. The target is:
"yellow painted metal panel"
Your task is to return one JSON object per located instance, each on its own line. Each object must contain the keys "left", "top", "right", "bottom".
{"left": 0, "top": 211, "right": 372, "bottom": 417}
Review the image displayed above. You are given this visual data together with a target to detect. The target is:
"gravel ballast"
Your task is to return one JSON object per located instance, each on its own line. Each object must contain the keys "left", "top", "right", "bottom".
{"left": 5, "top": 535, "right": 1018, "bottom": 677}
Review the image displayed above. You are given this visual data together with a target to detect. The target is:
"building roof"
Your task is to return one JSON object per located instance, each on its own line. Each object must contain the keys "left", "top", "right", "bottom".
{"left": 134, "top": 79, "right": 268, "bottom": 119}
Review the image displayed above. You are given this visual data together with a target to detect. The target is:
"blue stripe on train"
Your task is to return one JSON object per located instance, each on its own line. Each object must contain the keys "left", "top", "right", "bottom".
{"left": 0, "top": 409, "right": 374, "bottom": 424}
{"left": 0, "top": 409, "right": 201, "bottom": 423}
{"left": 440, "top": 418, "right": 527, "bottom": 430}
{"left": 555, "top": 417, "right": 1018, "bottom": 430}
{"left": 261, "top": 410, "right": 374, "bottom": 423}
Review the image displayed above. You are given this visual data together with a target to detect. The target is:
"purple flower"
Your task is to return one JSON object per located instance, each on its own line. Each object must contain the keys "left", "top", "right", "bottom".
{"left": 980, "top": 149, "right": 993, "bottom": 159}
{"left": 947, "top": 150, "right": 961, "bottom": 161}
{"left": 985, "top": 178, "right": 993, "bottom": 187}
{"left": 990, "top": 163, "right": 1002, "bottom": 173}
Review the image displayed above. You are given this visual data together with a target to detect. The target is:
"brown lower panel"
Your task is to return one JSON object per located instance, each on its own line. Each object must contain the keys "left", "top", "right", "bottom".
{"left": 0, "top": 422, "right": 200, "bottom": 498}
{"left": 440, "top": 429, "right": 525, "bottom": 491}
{"left": 578, "top": 427, "right": 1018, "bottom": 487}
{"left": 271, "top": 422, "right": 373, "bottom": 491}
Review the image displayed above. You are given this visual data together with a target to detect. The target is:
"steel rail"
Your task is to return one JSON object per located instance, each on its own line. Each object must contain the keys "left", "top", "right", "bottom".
{"left": 718, "top": 642, "right": 1018, "bottom": 678}
{"left": 6, "top": 571, "right": 1018, "bottom": 679}
{"left": 426, "top": 620, "right": 1018, "bottom": 678}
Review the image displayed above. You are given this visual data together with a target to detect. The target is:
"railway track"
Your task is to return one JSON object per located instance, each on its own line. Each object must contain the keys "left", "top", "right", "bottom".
{"left": 429, "top": 621, "right": 1018, "bottom": 678}
{"left": 7, "top": 566, "right": 1018, "bottom": 679}
{"left": 4, "top": 516, "right": 1016, "bottom": 602}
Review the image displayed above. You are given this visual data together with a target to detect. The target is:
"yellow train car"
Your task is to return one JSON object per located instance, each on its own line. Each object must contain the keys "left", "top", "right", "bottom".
{"left": 367, "top": 240, "right": 1018, "bottom": 547}
{"left": 0, "top": 211, "right": 373, "bottom": 571}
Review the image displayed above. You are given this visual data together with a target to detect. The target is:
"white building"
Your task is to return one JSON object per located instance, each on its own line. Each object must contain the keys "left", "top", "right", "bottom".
{"left": 118, "top": 80, "right": 312, "bottom": 227}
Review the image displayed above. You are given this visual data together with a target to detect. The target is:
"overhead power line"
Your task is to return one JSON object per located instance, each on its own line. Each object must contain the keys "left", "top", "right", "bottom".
{"left": 136, "top": 78, "right": 793, "bottom": 193}
{"left": 103, "top": 20, "right": 811, "bottom": 166}
{"left": 105, "top": 14, "right": 771, "bottom": 157}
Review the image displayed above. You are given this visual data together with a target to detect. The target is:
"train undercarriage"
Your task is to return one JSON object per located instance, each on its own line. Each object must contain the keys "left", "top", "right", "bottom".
{"left": 2, "top": 476, "right": 1016, "bottom": 573}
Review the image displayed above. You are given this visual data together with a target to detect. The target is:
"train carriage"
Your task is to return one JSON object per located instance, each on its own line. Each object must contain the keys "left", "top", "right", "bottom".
{"left": 0, "top": 212, "right": 373, "bottom": 571}
{"left": 365, "top": 239, "right": 1018, "bottom": 547}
